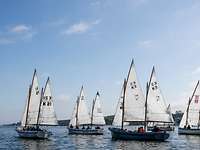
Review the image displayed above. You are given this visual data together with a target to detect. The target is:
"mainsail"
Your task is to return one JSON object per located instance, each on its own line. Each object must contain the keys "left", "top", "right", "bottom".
{"left": 124, "top": 60, "right": 145, "bottom": 122}
{"left": 21, "top": 69, "right": 41, "bottom": 126}
{"left": 146, "top": 67, "right": 173, "bottom": 123}
{"left": 39, "top": 77, "right": 58, "bottom": 125}
{"left": 69, "top": 86, "right": 91, "bottom": 126}
{"left": 180, "top": 81, "right": 200, "bottom": 128}
{"left": 91, "top": 92, "right": 105, "bottom": 125}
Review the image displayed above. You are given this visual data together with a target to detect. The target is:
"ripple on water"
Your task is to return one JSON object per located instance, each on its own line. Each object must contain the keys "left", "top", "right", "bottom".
{"left": 0, "top": 126, "right": 200, "bottom": 150}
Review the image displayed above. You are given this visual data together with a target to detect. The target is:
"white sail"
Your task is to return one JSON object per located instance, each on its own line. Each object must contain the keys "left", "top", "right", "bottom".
{"left": 166, "top": 104, "right": 174, "bottom": 123}
{"left": 91, "top": 92, "right": 105, "bottom": 125}
{"left": 69, "top": 97, "right": 78, "bottom": 126}
{"left": 21, "top": 86, "right": 31, "bottom": 127}
{"left": 124, "top": 60, "right": 145, "bottom": 122}
{"left": 39, "top": 78, "right": 58, "bottom": 125}
{"left": 179, "top": 108, "right": 187, "bottom": 128}
{"left": 147, "top": 67, "right": 172, "bottom": 123}
{"left": 21, "top": 70, "right": 41, "bottom": 126}
{"left": 69, "top": 86, "right": 91, "bottom": 126}
{"left": 112, "top": 85, "right": 129, "bottom": 126}
{"left": 187, "top": 81, "right": 200, "bottom": 128}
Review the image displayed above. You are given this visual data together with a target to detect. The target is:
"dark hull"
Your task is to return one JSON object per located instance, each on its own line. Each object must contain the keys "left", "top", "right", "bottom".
{"left": 148, "top": 126, "right": 175, "bottom": 131}
{"left": 178, "top": 128, "right": 200, "bottom": 135}
{"left": 16, "top": 128, "right": 51, "bottom": 139}
{"left": 109, "top": 127, "right": 169, "bottom": 141}
{"left": 68, "top": 128, "right": 103, "bottom": 135}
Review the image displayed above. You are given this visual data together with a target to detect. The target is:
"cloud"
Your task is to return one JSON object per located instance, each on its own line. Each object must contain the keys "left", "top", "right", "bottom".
{"left": 0, "top": 24, "right": 35, "bottom": 45}
{"left": 138, "top": 40, "right": 153, "bottom": 48}
{"left": 62, "top": 19, "right": 101, "bottom": 35}
{"left": 10, "top": 25, "right": 31, "bottom": 33}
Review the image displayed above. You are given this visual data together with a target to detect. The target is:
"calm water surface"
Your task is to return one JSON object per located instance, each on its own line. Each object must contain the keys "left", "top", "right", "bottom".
{"left": 0, "top": 126, "right": 200, "bottom": 150}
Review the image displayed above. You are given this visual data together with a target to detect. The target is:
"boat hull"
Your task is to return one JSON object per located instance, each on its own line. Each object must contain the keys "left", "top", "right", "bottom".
{"left": 16, "top": 128, "right": 51, "bottom": 139}
{"left": 148, "top": 126, "right": 174, "bottom": 131}
{"left": 178, "top": 128, "right": 200, "bottom": 135}
{"left": 68, "top": 128, "right": 104, "bottom": 135}
{"left": 108, "top": 127, "right": 169, "bottom": 141}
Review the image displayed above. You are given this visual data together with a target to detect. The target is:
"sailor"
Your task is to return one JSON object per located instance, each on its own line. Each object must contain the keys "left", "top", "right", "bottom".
{"left": 82, "top": 125, "right": 85, "bottom": 129}
{"left": 187, "top": 125, "right": 191, "bottom": 129}
{"left": 138, "top": 127, "right": 144, "bottom": 133}
{"left": 70, "top": 124, "right": 73, "bottom": 128}
{"left": 152, "top": 126, "right": 160, "bottom": 132}
{"left": 76, "top": 125, "right": 79, "bottom": 129}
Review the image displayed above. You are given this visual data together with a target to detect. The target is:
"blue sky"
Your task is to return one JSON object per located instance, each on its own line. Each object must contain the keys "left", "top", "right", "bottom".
{"left": 1, "top": 0, "right": 200, "bottom": 124}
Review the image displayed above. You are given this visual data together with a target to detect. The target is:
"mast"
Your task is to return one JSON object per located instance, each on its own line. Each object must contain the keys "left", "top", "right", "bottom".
{"left": 91, "top": 92, "right": 98, "bottom": 126}
{"left": 25, "top": 85, "right": 32, "bottom": 127}
{"left": 121, "top": 78, "right": 127, "bottom": 129}
{"left": 36, "top": 88, "right": 43, "bottom": 128}
{"left": 144, "top": 82, "right": 149, "bottom": 132}
{"left": 75, "top": 96, "right": 80, "bottom": 127}
{"left": 198, "top": 110, "right": 200, "bottom": 129}
{"left": 185, "top": 81, "right": 199, "bottom": 127}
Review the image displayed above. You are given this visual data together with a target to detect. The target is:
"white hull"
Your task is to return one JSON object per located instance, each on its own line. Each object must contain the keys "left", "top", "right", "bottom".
{"left": 16, "top": 127, "right": 51, "bottom": 139}
{"left": 178, "top": 128, "right": 200, "bottom": 135}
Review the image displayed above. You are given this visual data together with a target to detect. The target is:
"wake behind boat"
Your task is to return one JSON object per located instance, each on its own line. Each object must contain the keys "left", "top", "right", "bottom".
{"left": 178, "top": 81, "right": 200, "bottom": 135}
{"left": 109, "top": 60, "right": 170, "bottom": 141}
{"left": 68, "top": 87, "right": 105, "bottom": 135}
{"left": 16, "top": 70, "right": 58, "bottom": 139}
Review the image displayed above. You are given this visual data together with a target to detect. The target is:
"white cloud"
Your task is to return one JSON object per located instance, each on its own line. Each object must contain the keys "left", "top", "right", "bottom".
{"left": 0, "top": 24, "right": 35, "bottom": 45}
{"left": 62, "top": 19, "right": 101, "bottom": 35}
{"left": 10, "top": 24, "right": 31, "bottom": 33}
{"left": 138, "top": 40, "right": 153, "bottom": 48}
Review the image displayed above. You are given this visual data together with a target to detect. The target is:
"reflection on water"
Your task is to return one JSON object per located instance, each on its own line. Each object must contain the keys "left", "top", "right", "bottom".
{"left": 0, "top": 126, "right": 200, "bottom": 149}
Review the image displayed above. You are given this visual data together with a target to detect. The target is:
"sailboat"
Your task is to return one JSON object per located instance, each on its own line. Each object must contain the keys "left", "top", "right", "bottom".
{"left": 109, "top": 61, "right": 169, "bottom": 141}
{"left": 178, "top": 81, "right": 200, "bottom": 135}
{"left": 90, "top": 92, "right": 106, "bottom": 127}
{"left": 16, "top": 70, "right": 57, "bottom": 139}
{"left": 68, "top": 86, "right": 104, "bottom": 135}
{"left": 146, "top": 68, "right": 174, "bottom": 131}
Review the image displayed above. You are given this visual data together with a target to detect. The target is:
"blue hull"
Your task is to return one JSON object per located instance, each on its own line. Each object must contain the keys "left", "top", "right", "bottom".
{"left": 109, "top": 127, "right": 169, "bottom": 141}
{"left": 16, "top": 128, "right": 51, "bottom": 139}
{"left": 68, "top": 128, "right": 104, "bottom": 135}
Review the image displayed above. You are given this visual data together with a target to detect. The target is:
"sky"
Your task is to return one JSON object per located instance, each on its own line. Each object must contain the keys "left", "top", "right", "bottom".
{"left": 1, "top": 0, "right": 200, "bottom": 124}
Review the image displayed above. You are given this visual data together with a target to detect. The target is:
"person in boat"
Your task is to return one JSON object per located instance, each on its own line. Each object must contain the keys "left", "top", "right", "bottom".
{"left": 86, "top": 126, "right": 90, "bottom": 130}
{"left": 70, "top": 124, "right": 73, "bottom": 128}
{"left": 152, "top": 126, "right": 160, "bottom": 132}
{"left": 187, "top": 125, "right": 191, "bottom": 129}
{"left": 95, "top": 126, "right": 100, "bottom": 129}
{"left": 138, "top": 127, "right": 144, "bottom": 133}
{"left": 76, "top": 125, "right": 79, "bottom": 129}
{"left": 82, "top": 125, "right": 85, "bottom": 129}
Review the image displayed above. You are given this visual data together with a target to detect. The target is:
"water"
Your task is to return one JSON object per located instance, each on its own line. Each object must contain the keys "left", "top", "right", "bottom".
{"left": 0, "top": 126, "right": 200, "bottom": 150}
